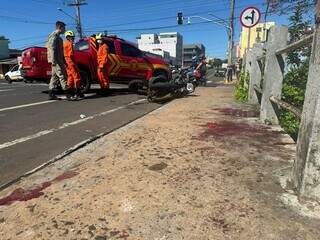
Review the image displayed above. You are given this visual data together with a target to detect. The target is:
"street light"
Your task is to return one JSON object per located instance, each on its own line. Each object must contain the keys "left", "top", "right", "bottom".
{"left": 186, "top": 15, "right": 233, "bottom": 66}
{"left": 57, "top": 8, "right": 77, "bottom": 21}
{"left": 187, "top": 15, "right": 231, "bottom": 31}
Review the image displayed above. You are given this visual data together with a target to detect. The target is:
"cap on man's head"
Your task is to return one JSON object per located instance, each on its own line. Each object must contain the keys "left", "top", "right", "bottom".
{"left": 56, "top": 21, "right": 66, "bottom": 28}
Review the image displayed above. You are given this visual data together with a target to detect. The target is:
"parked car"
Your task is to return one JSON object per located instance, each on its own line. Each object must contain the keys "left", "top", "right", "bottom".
{"left": 21, "top": 35, "right": 171, "bottom": 92}
{"left": 5, "top": 64, "right": 23, "bottom": 83}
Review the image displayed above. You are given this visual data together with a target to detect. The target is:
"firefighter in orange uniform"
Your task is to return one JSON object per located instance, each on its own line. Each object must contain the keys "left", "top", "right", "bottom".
{"left": 96, "top": 33, "right": 110, "bottom": 93}
{"left": 64, "top": 30, "right": 84, "bottom": 100}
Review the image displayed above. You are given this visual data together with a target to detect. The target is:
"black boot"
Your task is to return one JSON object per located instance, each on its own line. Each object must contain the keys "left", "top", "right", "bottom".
{"left": 98, "top": 88, "right": 109, "bottom": 96}
{"left": 75, "top": 88, "right": 85, "bottom": 100}
{"left": 65, "top": 88, "right": 75, "bottom": 101}
{"left": 48, "top": 90, "right": 59, "bottom": 100}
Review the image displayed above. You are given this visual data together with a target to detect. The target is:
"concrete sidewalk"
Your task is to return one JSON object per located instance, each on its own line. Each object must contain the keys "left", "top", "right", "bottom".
{"left": 1, "top": 84, "right": 320, "bottom": 240}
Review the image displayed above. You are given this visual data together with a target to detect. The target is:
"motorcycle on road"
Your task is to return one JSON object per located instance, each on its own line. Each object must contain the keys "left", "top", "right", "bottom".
{"left": 147, "top": 68, "right": 197, "bottom": 102}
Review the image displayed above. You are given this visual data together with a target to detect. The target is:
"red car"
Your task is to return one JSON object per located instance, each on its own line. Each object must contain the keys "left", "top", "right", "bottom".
{"left": 21, "top": 36, "right": 171, "bottom": 92}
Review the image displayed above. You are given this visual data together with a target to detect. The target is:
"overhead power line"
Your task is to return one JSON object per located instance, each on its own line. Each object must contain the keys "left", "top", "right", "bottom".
{"left": 0, "top": 15, "right": 54, "bottom": 25}
{"left": 87, "top": 3, "right": 308, "bottom": 35}
{"left": 85, "top": 0, "right": 230, "bottom": 26}
{"left": 85, "top": 0, "right": 228, "bottom": 24}
{"left": 86, "top": 21, "right": 218, "bottom": 34}
{"left": 84, "top": 1, "right": 264, "bottom": 31}
{"left": 10, "top": 35, "right": 49, "bottom": 42}
{"left": 30, "top": 0, "right": 63, "bottom": 5}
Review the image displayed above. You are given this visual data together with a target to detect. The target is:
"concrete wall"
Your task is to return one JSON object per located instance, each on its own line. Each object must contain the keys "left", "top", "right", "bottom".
{"left": 293, "top": 7, "right": 320, "bottom": 200}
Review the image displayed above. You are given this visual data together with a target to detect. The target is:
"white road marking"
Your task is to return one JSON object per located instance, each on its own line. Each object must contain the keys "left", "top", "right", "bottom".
{"left": 0, "top": 89, "right": 14, "bottom": 92}
{"left": 0, "top": 99, "right": 146, "bottom": 150}
{"left": 0, "top": 93, "right": 97, "bottom": 112}
{"left": 0, "top": 100, "right": 57, "bottom": 112}
{"left": 6, "top": 82, "right": 48, "bottom": 87}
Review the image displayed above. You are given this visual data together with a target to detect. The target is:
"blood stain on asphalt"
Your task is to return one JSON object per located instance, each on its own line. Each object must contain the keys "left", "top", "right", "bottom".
{"left": 0, "top": 171, "right": 78, "bottom": 206}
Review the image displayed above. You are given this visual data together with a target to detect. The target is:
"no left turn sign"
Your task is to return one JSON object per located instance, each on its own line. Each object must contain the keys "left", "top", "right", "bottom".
{"left": 240, "top": 7, "right": 261, "bottom": 28}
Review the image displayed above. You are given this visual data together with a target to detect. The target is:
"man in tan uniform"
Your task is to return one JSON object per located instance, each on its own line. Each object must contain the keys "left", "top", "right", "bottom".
{"left": 47, "top": 21, "right": 71, "bottom": 100}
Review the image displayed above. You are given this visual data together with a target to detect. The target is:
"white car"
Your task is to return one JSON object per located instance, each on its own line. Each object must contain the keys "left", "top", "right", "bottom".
{"left": 5, "top": 65, "right": 23, "bottom": 83}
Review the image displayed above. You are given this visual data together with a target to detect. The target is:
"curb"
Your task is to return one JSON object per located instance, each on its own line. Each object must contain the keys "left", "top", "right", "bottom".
{"left": 0, "top": 99, "right": 172, "bottom": 192}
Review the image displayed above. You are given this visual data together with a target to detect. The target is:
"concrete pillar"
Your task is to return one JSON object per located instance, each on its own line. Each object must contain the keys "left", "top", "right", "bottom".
{"left": 260, "top": 26, "right": 288, "bottom": 124}
{"left": 248, "top": 43, "right": 265, "bottom": 104}
{"left": 293, "top": 4, "right": 320, "bottom": 200}
{"left": 244, "top": 49, "right": 253, "bottom": 74}
{"left": 243, "top": 49, "right": 255, "bottom": 89}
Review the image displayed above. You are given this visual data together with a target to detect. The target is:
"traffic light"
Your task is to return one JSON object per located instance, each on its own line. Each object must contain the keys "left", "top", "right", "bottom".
{"left": 177, "top": 12, "right": 183, "bottom": 25}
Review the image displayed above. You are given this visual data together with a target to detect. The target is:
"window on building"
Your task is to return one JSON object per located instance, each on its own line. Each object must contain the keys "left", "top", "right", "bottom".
{"left": 120, "top": 43, "right": 143, "bottom": 58}
{"left": 160, "top": 34, "right": 176, "bottom": 38}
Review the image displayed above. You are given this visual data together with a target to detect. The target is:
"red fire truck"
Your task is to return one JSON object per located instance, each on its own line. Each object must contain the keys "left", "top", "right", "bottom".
{"left": 20, "top": 47, "right": 51, "bottom": 82}
{"left": 21, "top": 36, "right": 171, "bottom": 92}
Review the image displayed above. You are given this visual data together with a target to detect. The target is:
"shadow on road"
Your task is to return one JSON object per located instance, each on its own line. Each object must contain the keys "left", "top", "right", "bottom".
{"left": 41, "top": 87, "right": 137, "bottom": 100}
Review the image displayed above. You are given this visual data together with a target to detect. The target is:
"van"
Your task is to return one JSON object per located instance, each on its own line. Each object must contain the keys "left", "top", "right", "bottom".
{"left": 21, "top": 47, "right": 51, "bottom": 82}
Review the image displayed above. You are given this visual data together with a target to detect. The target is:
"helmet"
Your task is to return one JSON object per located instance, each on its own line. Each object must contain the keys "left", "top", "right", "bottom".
{"left": 65, "top": 30, "right": 75, "bottom": 38}
{"left": 95, "top": 33, "right": 104, "bottom": 40}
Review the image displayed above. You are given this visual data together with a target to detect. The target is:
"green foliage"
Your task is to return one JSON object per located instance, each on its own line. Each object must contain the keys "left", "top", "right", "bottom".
{"left": 211, "top": 58, "right": 223, "bottom": 68}
{"left": 281, "top": 61, "right": 309, "bottom": 107}
{"left": 279, "top": 61, "right": 309, "bottom": 141}
{"left": 278, "top": 111, "right": 301, "bottom": 140}
{"left": 234, "top": 71, "right": 249, "bottom": 102}
{"left": 277, "top": 1, "right": 311, "bottom": 141}
{"left": 287, "top": 0, "right": 312, "bottom": 67}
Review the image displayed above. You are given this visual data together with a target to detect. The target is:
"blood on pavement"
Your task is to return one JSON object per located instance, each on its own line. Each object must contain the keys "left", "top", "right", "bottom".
{"left": 0, "top": 171, "right": 78, "bottom": 206}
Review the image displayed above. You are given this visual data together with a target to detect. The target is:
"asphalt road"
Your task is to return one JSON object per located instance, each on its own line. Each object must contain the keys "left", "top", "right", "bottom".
{"left": 0, "top": 70, "right": 222, "bottom": 187}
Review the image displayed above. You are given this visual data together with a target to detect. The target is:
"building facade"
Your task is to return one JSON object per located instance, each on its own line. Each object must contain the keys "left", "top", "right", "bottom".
{"left": 0, "top": 36, "right": 9, "bottom": 60}
{"left": 239, "top": 22, "right": 275, "bottom": 58}
{"left": 183, "top": 44, "right": 206, "bottom": 67}
{"left": 137, "top": 32, "right": 183, "bottom": 66}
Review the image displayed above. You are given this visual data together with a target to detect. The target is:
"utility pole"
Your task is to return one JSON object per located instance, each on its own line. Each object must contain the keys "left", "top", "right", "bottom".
{"left": 67, "top": 0, "right": 87, "bottom": 38}
{"left": 262, "top": 1, "right": 270, "bottom": 42}
{"left": 227, "top": 0, "right": 235, "bottom": 66}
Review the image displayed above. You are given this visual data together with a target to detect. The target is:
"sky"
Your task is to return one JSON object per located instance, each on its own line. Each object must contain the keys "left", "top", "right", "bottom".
{"left": 0, "top": 0, "right": 292, "bottom": 58}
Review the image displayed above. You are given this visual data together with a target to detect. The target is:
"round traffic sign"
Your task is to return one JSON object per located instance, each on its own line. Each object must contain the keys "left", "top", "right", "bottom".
{"left": 240, "top": 7, "right": 261, "bottom": 28}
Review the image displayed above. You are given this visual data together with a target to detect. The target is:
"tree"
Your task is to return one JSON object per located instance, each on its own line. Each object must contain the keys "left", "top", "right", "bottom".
{"left": 278, "top": 1, "right": 312, "bottom": 141}
{"left": 212, "top": 58, "right": 223, "bottom": 68}
{"left": 287, "top": 0, "right": 312, "bottom": 67}
{"left": 266, "top": 0, "right": 315, "bottom": 14}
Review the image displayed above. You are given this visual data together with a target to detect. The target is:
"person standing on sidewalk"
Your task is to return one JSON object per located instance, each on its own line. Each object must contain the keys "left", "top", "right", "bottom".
{"left": 47, "top": 21, "right": 72, "bottom": 100}
{"left": 226, "top": 64, "right": 233, "bottom": 83}
{"left": 64, "top": 30, "right": 84, "bottom": 100}
{"left": 96, "top": 33, "right": 110, "bottom": 94}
